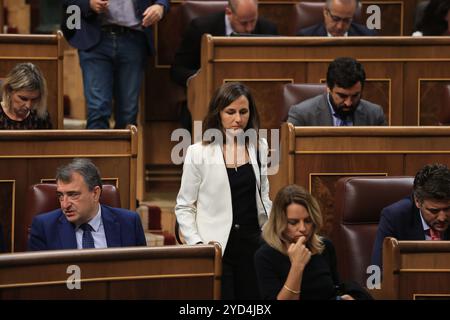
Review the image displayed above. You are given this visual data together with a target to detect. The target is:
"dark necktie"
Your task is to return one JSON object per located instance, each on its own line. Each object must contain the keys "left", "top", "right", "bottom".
{"left": 80, "top": 223, "right": 95, "bottom": 248}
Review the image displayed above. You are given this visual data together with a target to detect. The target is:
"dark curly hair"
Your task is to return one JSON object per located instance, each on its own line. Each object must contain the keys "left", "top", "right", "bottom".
{"left": 326, "top": 57, "right": 366, "bottom": 90}
{"left": 413, "top": 163, "right": 450, "bottom": 203}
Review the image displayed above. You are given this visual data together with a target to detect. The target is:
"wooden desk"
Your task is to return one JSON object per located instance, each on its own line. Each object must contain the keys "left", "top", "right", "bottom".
{"left": 375, "top": 238, "right": 450, "bottom": 300}
{"left": 274, "top": 123, "right": 450, "bottom": 235}
{"left": 0, "top": 243, "right": 222, "bottom": 299}
{"left": 0, "top": 127, "right": 138, "bottom": 253}
{"left": 0, "top": 33, "right": 64, "bottom": 128}
{"left": 189, "top": 36, "right": 450, "bottom": 128}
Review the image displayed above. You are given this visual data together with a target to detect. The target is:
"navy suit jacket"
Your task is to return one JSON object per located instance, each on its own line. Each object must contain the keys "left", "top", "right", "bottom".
{"left": 28, "top": 205, "right": 147, "bottom": 251}
{"left": 61, "top": 0, "right": 169, "bottom": 53}
{"left": 297, "top": 22, "right": 376, "bottom": 36}
{"left": 170, "top": 11, "right": 278, "bottom": 87}
{"left": 371, "top": 196, "right": 450, "bottom": 269}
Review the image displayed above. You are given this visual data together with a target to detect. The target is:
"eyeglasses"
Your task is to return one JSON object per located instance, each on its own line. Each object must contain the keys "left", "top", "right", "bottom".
{"left": 326, "top": 8, "right": 353, "bottom": 24}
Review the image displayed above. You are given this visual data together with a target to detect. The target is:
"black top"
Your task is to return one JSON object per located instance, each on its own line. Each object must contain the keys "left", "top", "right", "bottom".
{"left": 254, "top": 238, "right": 340, "bottom": 300}
{"left": 226, "top": 162, "right": 259, "bottom": 229}
{"left": 0, "top": 105, "right": 52, "bottom": 130}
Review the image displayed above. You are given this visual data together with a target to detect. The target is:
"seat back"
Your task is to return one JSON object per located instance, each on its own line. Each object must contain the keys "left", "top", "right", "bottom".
{"left": 331, "top": 176, "right": 414, "bottom": 287}
{"left": 438, "top": 84, "right": 450, "bottom": 125}
{"left": 24, "top": 183, "right": 121, "bottom": 248}
{"left": 282, "top": 83, "right": 327, "bottom": 121}
{"left": 181, "top": 0, "right": 227, "bottom": 26}
{"left": 291, "top": 1, "right": 362, "bottom": 34}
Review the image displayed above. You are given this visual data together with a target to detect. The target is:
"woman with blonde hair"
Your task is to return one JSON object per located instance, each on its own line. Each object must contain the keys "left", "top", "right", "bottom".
{"left": 0, "top": 62, "right": 52, "bottom": 129}
{"left": 255, "top": 184, "right": 355, "bottom": 300}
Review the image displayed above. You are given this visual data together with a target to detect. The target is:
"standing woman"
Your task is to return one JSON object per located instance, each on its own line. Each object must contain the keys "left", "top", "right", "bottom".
{"left": 0, "top": 63, "right": 52, "bottom": 129}
{"left": 175, "top": 82, "right": 272, "bottom": 299}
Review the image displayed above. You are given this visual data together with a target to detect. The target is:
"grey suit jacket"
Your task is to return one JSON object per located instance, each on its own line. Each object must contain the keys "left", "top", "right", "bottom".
{"left": 287, "top": 93, "right": 387, "bottom": 126}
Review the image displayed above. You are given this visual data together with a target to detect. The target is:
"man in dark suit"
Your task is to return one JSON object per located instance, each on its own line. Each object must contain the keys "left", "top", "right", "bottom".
{"left": 28, "top": 158, "right": 146, "bottom": 251}
{"left": 61, "top": 0, "right": 169, "bottom": 129}
{"left": 170, "top": 0, "right": 278, "bottom": 87}
{"left": 372, "top": 164, "right": 450, "bottom": 269}
{"left": 297, "top": 0, "right": 376, "bottom": 37}
{"left": 287, "top": 57, "right": 386, "bottom": 126}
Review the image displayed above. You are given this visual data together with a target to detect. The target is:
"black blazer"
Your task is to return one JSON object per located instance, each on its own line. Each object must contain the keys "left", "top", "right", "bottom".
{"left": 170, "top": 11, "right": 278, "bottom": 87}
{"left": 297, "top": 22, "right": 376, "bottom": 36}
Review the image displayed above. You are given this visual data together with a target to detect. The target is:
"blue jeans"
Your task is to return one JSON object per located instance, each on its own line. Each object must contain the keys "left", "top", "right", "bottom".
{"left": 78, "top": 30, "right": 147, "bottom": 129}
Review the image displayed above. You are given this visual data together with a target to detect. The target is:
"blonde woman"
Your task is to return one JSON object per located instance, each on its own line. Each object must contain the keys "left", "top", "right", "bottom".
{"left": 255, "top": 184, "right": 355, "bottom": 300}
{"left": 0, "top": 63, "right": 52, "bottom": 129}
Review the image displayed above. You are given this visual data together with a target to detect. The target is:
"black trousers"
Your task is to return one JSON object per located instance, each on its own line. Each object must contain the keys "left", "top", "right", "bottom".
{"left": 221, "top": 224, "right": 262, "bottom": 300}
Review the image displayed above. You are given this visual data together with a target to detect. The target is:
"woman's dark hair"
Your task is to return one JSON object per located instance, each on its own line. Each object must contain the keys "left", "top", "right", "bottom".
{"left": 202, "top": 82, "right": 260, "bottom": 143}
{"left": 416, "top": 0, "right": 450, "bottom": 35}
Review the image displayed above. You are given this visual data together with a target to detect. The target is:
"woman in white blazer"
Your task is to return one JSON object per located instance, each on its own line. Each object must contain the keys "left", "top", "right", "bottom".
{"left": 175, "top": 82, "right": 272, "bottom": 299}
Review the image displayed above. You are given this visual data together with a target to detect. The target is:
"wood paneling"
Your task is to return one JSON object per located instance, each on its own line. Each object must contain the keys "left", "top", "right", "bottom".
{"left": 378, "top": 238, "right": 450, "bottom": 299}
{"left": 189, "top": 36, "right": 450, "bottom": 129}
{"left": 0, "top": 244, "right": 222, "bottom": 299}
{"left": 0, "top": 127, "right": 138, "bottom": 252}
{"left": 146, "top": 0, "right": 413, "bottom": 121}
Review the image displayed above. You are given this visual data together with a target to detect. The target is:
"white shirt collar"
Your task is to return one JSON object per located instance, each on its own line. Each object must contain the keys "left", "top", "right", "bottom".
{"left": 77, "top": 205, "right": 102, "bottom": 232}
{"left": 225, "top": 14, "right": 234, "bottom": 36}
{"left": 419, "top": 209, "right": 431, "bottom": 232}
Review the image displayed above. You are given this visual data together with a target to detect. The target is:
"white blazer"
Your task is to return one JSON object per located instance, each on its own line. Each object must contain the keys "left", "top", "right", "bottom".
{"left": 175, "top": 139, "right": 272, "bottom": 254}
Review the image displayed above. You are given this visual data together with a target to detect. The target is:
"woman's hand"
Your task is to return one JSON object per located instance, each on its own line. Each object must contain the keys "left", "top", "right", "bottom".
{"left": 287, "top": 236, "right": 311, "bottom": 270}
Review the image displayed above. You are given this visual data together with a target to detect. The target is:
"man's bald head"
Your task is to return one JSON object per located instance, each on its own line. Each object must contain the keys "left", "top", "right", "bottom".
{"left": 324, "top": 0, "right": 358, "bottom": 37}
{"left": 226, "top": 0, "right": 259, "bottom": 34}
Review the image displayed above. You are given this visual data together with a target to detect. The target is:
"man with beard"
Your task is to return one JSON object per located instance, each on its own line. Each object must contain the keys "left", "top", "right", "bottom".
{"left": 287, "top": 57, "right": 386, "bottom": 126}
{"left": 28, "top": 158, "right": 146, "bottom": 251}
{"left": 372, "top": 164, "right": 450, "bottom": 269}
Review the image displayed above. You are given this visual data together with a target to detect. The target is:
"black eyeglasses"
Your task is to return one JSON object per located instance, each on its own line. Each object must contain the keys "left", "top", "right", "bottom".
{"left": 326, "top": 8, "right": 353, "bottom": 24}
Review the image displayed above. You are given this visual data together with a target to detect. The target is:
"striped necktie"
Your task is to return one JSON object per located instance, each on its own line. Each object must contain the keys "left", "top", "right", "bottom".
{"left": 80, "top": 223, "right": 95, "bottom": 248}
